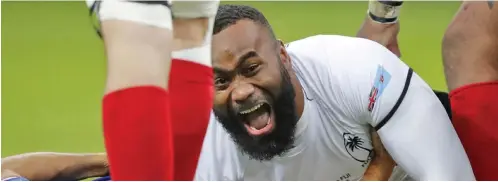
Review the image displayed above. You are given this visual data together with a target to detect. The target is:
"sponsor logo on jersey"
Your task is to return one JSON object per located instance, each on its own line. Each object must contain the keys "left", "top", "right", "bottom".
{"left": 343, "top": 132, "right": 373, "bottom": 167}
{"left": 368, "top": 65, "right": 391, "bottom": 112}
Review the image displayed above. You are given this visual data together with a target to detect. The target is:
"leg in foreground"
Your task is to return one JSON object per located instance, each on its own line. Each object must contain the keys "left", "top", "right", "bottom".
{"left": 91, "top": 0, "right": 175, "bottom": 180}
{"left": 442, "top": 1, "right": 498, "bottom": 180}
{"left": 169, "top": 1, "right": 220, "bottom": 180}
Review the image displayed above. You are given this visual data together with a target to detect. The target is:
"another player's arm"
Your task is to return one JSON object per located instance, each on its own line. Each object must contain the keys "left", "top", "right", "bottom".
{"left": 356, "top": 1, "right": 452, "bottom": 119}
{"left": 338, "top": 38, "right": 475, "bottom": 180}
{"left": 360, "top": 129, "right": 395, "bottom": 181}
{"left": 357, "top": 1, "right": 402, "bottom": 57}
{"left": 1, "top": 152, "right": 108, "bottom": 181}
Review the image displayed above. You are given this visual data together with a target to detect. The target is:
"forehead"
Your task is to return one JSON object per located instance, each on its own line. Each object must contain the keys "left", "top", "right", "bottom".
{"left": 212, "top": 20, "right": 273, "bottom": 66}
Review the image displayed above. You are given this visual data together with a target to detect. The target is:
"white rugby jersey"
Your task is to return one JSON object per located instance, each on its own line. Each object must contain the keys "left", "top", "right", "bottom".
{"left": 195, "top": 35, "right": 475, "bottom": 181}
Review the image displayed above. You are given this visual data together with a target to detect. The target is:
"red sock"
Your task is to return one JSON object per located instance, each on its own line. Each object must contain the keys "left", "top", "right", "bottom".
{"left": 103, "top": 86, "right": 174, "bottom": 180}
{"left": 450, "top": 82, "right": 498, "bottom": 180}
{"left": 170, "top": 59, "right": 213, "bottom": 180}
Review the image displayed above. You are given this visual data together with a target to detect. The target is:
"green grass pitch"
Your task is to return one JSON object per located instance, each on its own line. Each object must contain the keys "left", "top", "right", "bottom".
{"left": 1, "top": 1, "right": 460, "bottom": 156}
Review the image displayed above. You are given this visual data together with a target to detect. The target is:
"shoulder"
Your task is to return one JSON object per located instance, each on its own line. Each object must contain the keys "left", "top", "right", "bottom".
{"left": 286, "top": 34, "right": 396, "bottom": 82}
{"left": 286, "top": 35, "right": 407, "bottom": 124}
{"left": 287, "top": 34, "right": 392, "bottom": 87}
{"left": 286, "top": 34, "right": 388, "bottom": 59}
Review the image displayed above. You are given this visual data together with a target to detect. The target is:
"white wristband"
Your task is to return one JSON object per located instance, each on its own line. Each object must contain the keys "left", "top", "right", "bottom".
{"left": 368, "top": 0, "right": 402, "bottom": 24}
{"left": 97, "top": 0, "right": 173, "bottom": 30}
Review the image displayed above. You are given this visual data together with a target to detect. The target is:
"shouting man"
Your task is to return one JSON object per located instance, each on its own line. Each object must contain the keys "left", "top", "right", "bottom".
{"left": 194, "top": 4, "right": 475, "bottom": 181}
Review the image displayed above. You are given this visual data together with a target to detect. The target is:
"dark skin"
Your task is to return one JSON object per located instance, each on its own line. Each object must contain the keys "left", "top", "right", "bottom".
{"left": 212, "top": 20, "right": 304, "bottom": 161}
{"left": 212, "top": 20, "right": 305, "bottom": 121}
{"left": 212, "top": 19, "right": 394, "bottom": 180}
{"left": 357, "top": 18, "right": 401, "bottom": 58}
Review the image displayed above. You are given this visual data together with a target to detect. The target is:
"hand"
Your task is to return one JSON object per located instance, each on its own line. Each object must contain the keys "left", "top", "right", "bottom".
{"left": 356, "top": 16, "right": 401, "bottom": 58}
{"left": 361, "top": 129, "right": 396, "bottom": 181}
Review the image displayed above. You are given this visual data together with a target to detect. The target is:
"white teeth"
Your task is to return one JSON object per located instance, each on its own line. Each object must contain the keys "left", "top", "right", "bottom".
{"left": 239, "top": 103, "right": 264, "bottom": 114}
{"left": 250, "top": 126, "right": 257, "bottom": 130}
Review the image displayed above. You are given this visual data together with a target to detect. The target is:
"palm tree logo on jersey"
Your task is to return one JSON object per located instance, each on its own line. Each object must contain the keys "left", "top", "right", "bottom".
{"left": 343, "top": 132, "right": 372, "bottom": 163}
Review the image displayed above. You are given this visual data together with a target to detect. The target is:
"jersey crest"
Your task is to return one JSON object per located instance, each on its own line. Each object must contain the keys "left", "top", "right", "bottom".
{"left": 342, "top": 132, "right": 373, "bottom": 167}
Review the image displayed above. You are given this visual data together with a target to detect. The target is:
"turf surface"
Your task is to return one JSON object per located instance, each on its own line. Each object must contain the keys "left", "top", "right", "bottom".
{"left": 1, "top": 1, "right": 460, "bottom": 156}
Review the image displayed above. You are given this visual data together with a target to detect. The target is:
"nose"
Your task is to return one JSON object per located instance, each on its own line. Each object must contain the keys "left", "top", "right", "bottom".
{"left": 231, "top": 82, "right": 255, "bottom": 104}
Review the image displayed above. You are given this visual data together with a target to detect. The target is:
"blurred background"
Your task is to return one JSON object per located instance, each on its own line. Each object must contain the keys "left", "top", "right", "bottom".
{"left": 1, "top": 1, "right": 460, "bottom": 157}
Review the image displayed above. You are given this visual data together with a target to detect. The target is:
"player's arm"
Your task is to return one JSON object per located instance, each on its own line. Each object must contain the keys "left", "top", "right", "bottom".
{"left": 356, "top": 1, "right": 452, "bottom": 119}
{"left": 1, "top": 152, "right": 108, "bottom": 181}
{"left": 338, "top": 38, "right": 475, "bottom": 180}
{"left": 357, "top": 1, "right": 402, "bottom": 57}
{"left": 360, "top": 129, "right": 396, "bottom": 181}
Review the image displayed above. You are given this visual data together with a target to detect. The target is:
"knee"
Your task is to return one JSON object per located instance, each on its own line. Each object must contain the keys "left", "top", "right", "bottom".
{"left": 442, "top": 22, "right": 465, "bottom": 56}
{"left": 441, "top": 24, "right": 464, "bottom": 80}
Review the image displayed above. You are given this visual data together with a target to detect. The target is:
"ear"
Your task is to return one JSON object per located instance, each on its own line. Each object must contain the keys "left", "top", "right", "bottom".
{"left": 277, "top": 39, "right": 291, "bottom": 65}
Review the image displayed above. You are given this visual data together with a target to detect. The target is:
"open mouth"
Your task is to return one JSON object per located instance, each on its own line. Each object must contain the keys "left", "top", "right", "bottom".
{"left": 238, "top": 103, "right": 274, "bottom": 136}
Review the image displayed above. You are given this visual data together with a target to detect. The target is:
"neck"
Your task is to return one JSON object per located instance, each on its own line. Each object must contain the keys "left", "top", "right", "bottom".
{"left": 290, "top": 70, "right": 305, "bottom": 119}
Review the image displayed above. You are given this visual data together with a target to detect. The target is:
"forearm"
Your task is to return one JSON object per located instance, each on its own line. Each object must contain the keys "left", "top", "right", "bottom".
{"left": 361, "top": 129, "right": 396, "bottom": 181}
{"left": 361, "top": 159, "right": 395, "bottom": 181}
{"left": 356, "top": 1, "right": 403, "bottom": 57}
{"left": 1, "top": 152, "right": 107, "bottom": 181}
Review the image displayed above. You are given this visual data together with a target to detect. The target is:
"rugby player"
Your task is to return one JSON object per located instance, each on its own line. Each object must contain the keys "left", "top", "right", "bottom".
{"left": 88, "top": 0, "right": 218, "bottom": 180}
{"left": 194, "top": 4, "right": 475, "bottom": 180}
{"left": 441, "top": 1, "right": 498, "bottom": 180}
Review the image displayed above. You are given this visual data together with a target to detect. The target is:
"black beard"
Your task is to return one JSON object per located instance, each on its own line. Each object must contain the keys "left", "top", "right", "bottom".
{"left": 214, "top": 64, "right": 298, "bottom": 161}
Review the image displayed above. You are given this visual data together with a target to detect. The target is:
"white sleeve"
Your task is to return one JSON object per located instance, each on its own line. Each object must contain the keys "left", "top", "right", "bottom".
{"left": 306, "top": 35, "right": 475, "bottom": 180}
{"left": 194, "top": 112, "right": 244, "bottom": 181}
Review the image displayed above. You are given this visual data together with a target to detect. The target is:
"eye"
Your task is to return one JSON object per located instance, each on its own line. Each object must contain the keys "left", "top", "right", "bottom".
{"left": 214, "top": 77, "right": 230, "bottom": 90}
{"left": 243, "top": 64, "right": 260, "bottom": 76}
{"left": 248, "top": 64, "right": 259, "bottom": 72}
